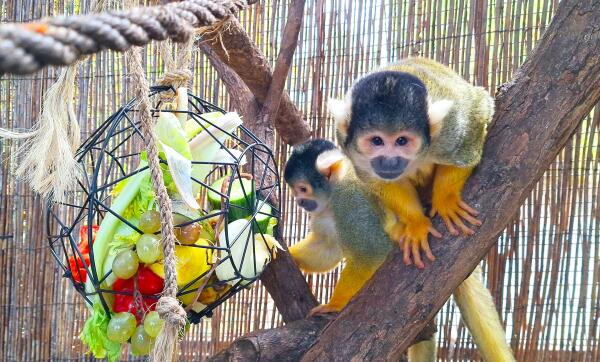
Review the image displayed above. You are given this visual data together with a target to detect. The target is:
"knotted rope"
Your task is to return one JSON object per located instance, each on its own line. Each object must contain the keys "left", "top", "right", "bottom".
{"left": 0, "top": 0, "right": 256, "bottom": 75}
{"left": 128, "top": 45, "right": 185, "bottom": 362}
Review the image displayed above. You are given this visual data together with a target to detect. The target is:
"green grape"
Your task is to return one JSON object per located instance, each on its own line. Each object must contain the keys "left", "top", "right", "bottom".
{"left": 131, "top": 325, "right": 154, "bottom": 356}
{"left": 112, "top": 250, "right": 139, "bottom": 279}
{"left": 139, "top": 210, "right": 161, "bottom": 234}
{"left": 107, "top": 312, "right": 137, "bottom": 343}
{"left": 174, "top": 223, "right": 202, "bottom": 245}
{"left": 136, "top": 234, "right": 161, "bottom": 264}
{"left": 143, "top": 311, "right": 164, "bottom": 338}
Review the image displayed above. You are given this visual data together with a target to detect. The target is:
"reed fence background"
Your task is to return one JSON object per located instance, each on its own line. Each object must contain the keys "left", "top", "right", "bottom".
{"left": 1, "top": 0, "right": 598, "bottom": 361}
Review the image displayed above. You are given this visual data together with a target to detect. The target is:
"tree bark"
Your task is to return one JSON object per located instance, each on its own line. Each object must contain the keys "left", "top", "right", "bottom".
{"left": 302, "top": 0, "right": 600, "bottom": 360}
{"left": 199, "top": 17, "right": 312, "bottom": 145}
{"left": 254, "top": 0, "right": 306, "bottom": 148}
{"left": 208, "top": 317, "right": 437, "bottom": 362}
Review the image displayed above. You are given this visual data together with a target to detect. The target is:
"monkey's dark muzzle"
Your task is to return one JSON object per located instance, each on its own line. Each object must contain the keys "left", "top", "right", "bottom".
{"left": 298, "top": 199, "right": 318, "bottom": 212}
{"left": 371, "top": 156, "right": 407, "bottom": 180}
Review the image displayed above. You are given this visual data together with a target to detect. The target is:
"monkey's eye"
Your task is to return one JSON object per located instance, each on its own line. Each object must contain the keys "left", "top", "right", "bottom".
{"left": 371, "top": 136, "right": 384, "bottom": 146}
{"left": 396, "top": 136, "right": 408, "bottom": 146}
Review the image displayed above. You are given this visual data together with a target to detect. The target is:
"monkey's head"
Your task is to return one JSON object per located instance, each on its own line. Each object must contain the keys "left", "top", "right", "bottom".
{"left": 284, "top": 139, "right": 348, "bottom": 214}
{"left": 329, "top": 70, "right": 453, "bottom": 181}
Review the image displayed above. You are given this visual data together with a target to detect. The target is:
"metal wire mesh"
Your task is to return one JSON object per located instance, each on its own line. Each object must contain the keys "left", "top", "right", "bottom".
{"left": 46, "top": 86, "right": 280, "bottom": 326}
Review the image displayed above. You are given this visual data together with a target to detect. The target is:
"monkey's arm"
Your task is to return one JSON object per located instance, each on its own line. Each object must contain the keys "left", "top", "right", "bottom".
{"left": 430, "top": 165, "right": 482, "bottom": 235}
{"left": 376, "top": 180, "right": 440, "bottom": 269}
{"left": 309, "top": 260, "right": 378, "bottom": 315}
{"left": 289, "top": 232, "right": 343, "bottom": 273}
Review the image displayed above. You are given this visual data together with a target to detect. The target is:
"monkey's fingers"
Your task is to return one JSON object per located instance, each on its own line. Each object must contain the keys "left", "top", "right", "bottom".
{"left": 439, "top": 214, "right": 459, "bottom": 235}
{"left": 458, "top": 200, "right": 479, "bottom": 216}
{"left": 401, "top": 237, "right": 413, "bottom": 266}
{"left": 447, "top": 211, "right": 476, "bottom": 235}
{"left": 429, "top": 225, "right": 442, "bottom": 238}
{"left": 420, "top": 239, "right": 435, "bottom": 262}
{"left": 411, "top": 240, "right": 425, "bottom": 269}
{"left": 456, "top": 208, "right": 482, "bottom": 226}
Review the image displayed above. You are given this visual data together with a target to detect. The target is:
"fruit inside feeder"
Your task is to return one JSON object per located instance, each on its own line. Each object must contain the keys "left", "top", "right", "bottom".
{"left": 53, "top": 89, "right": 282, "bottom": 360}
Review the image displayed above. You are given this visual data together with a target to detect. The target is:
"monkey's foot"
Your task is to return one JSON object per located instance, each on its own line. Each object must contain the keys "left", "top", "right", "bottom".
{"left": 308, "top": 304, "right": 341, "bottom": 317}
{"left": 430, "top": 195, "right": 482, "bottom": 236}
{"left": 397, "top": 219, "right": 441, "bottom": 269}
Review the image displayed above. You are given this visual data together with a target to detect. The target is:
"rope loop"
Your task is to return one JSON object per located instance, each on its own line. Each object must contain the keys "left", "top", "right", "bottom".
{"left": 156, "top": 296, "right": 188, "bottom": 328}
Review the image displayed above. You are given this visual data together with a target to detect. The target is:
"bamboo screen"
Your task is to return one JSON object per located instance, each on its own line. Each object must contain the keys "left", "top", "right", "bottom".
{"left": 1, "top": 0, "right": 598, "bottom": 361}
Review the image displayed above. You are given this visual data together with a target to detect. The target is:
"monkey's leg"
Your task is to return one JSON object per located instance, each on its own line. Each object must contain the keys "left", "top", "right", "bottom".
{"left": 377, "top": 180, "right": 441, "bottom": 269}
{"left": 309, "top": 260, "right": 376, "bottom": 316}
{"left": 289, "top": 232, "right": 343, "bottom": 273}
{"left": 430, "top": 165, "right": 482, "bottom": 235}
{"left": 407, "top": 334, "right": 437, "bottom": 362}
{"left": 454, "top": 267, "right": 515, "bottom": 362}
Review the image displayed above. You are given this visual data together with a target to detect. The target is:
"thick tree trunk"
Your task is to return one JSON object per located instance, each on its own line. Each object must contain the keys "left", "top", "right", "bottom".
{"left": 302, "top": 0, "right": 600, "bottom": 360}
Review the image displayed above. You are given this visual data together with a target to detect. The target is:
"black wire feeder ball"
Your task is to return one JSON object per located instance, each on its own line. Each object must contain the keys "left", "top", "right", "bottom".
{"left": 47, "top": 86, "right": 281, "bottom": 324}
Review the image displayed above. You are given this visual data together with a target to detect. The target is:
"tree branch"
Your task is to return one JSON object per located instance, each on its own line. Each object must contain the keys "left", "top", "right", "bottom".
{"left": 207, "top": 317, "right": 437, "bottom": 361}
{"left": 199, "top": 16, "right": 312, "bottom": 145}
{"left": 302, "top": 1, "right": 600, "bottom": 360}
{"left": 199, "top": 15, "right": 319, "bottom": 323}
{"left": 254, "top": 0, "right": 306, "bottom": 147}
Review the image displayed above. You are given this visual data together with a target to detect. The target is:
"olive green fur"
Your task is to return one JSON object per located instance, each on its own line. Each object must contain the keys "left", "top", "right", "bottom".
{"left": 384, "top": 57, "right": 494, "bottom": 167}
{"left": 330, "top": 170, "right": 394, "bottom": 264}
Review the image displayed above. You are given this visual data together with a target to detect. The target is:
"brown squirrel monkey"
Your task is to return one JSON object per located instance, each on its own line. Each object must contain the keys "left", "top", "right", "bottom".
{"left": 329, "top": 57, "right": 493, "bottom": 268}
{"left": 285, "top": 139, "right": 514, "bottom": 362}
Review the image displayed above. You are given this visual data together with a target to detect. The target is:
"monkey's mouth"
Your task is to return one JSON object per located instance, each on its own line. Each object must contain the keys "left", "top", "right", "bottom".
{"left": 374, "top": 170, "right": 403, "bottom": 180}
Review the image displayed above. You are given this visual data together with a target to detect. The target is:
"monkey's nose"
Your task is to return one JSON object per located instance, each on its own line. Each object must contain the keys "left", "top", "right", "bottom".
{"left": 298, "top": 199, "right": 318, "bottom": 212}
{"left": 371, "top": 156, "right": 407, "bottom": 179}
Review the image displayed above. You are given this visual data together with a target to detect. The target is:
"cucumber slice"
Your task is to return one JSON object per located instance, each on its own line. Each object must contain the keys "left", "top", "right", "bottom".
{"left": 252, "top": 202, "right": 273, "bottom": 235}
{"left": 208, "top": 176, "right": 255, "bottom": 221}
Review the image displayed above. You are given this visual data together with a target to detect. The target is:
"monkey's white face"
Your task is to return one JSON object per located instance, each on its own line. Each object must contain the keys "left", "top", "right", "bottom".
{"left": 351, "top": 130, "right": 424, "bottom": 181}
{"left": 290, "top": 181, "right": 329, "bottom": 214}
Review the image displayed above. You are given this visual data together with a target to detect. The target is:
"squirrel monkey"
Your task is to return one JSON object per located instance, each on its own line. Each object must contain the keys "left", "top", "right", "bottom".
{"left": 285, "top": 139, "right": 437, "bottom": 361}
{"left": 285, "top": 139, "right": 514, "bottom": 362}
{"left": 329, "top": 57, "right": 493, "bottom": 268}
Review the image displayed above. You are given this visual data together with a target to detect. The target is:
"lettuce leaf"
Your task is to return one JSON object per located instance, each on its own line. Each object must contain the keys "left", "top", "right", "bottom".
{"left": 121, "top": 173, "right": 154, "bottom": 220}
{"left": 80, "top": 303, "right": 122, "bottom": 361}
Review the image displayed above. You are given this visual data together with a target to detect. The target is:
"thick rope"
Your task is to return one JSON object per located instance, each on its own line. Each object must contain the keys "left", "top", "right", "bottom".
{"left": 0, "top": 0, "right": 109, "bottom": 203}
{"left": 0, "top": 0, "right": 256, "bottom": 75}
{"left": 128, "top": 45, "right": 185, "bottom": 362}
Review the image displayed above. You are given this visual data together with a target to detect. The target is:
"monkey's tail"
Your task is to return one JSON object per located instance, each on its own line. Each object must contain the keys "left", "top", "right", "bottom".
{"left": 407, "top": 334, "right": 437, "bottom": 362}
{"left": 453, "top": 267, "right": 515, "bottom": 362}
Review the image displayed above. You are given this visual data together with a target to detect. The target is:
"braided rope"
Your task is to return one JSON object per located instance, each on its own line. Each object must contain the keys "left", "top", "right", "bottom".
{"left": 128, "top": 45, "right": 185, "bottom": 361}
{"left": 0, "top": 0, "right": 256, "bottom": 75}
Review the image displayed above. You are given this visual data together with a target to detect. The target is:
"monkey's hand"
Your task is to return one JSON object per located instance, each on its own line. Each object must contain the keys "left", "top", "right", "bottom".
{"left": 430, "top": 165, "right": 482, "bottom": 235}
{"left": 430, "top": 193, "right": 481, "bottom": 236}
{"left": 308, "top": 303, "right": 341, "bottom": 317}
{"left": 395, "top": 216, "right": 441, "bottom": 269}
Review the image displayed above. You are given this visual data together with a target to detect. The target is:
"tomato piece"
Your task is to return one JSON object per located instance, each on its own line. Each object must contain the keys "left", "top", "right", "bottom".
{"left": 137, "top": 267, "right": 164, "bottom": 295}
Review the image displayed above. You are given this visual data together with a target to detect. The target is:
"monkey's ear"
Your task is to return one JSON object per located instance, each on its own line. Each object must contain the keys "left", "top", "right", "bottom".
{"left": 316, "top": 149, "right": 348, "bottom": 183}
{"left": 328, "top": 98, "right": 351, "bottom": 141}
{"left": 428, "top": 99, "right": 453, "bottom": 137}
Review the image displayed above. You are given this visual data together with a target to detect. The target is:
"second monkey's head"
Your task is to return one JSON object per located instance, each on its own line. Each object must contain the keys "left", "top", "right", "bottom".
{"left": 329, "top": 70, "right": 453, "bottom": 181}
{"left": 284, "top": 139, "right": 347, "bottom": 214}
